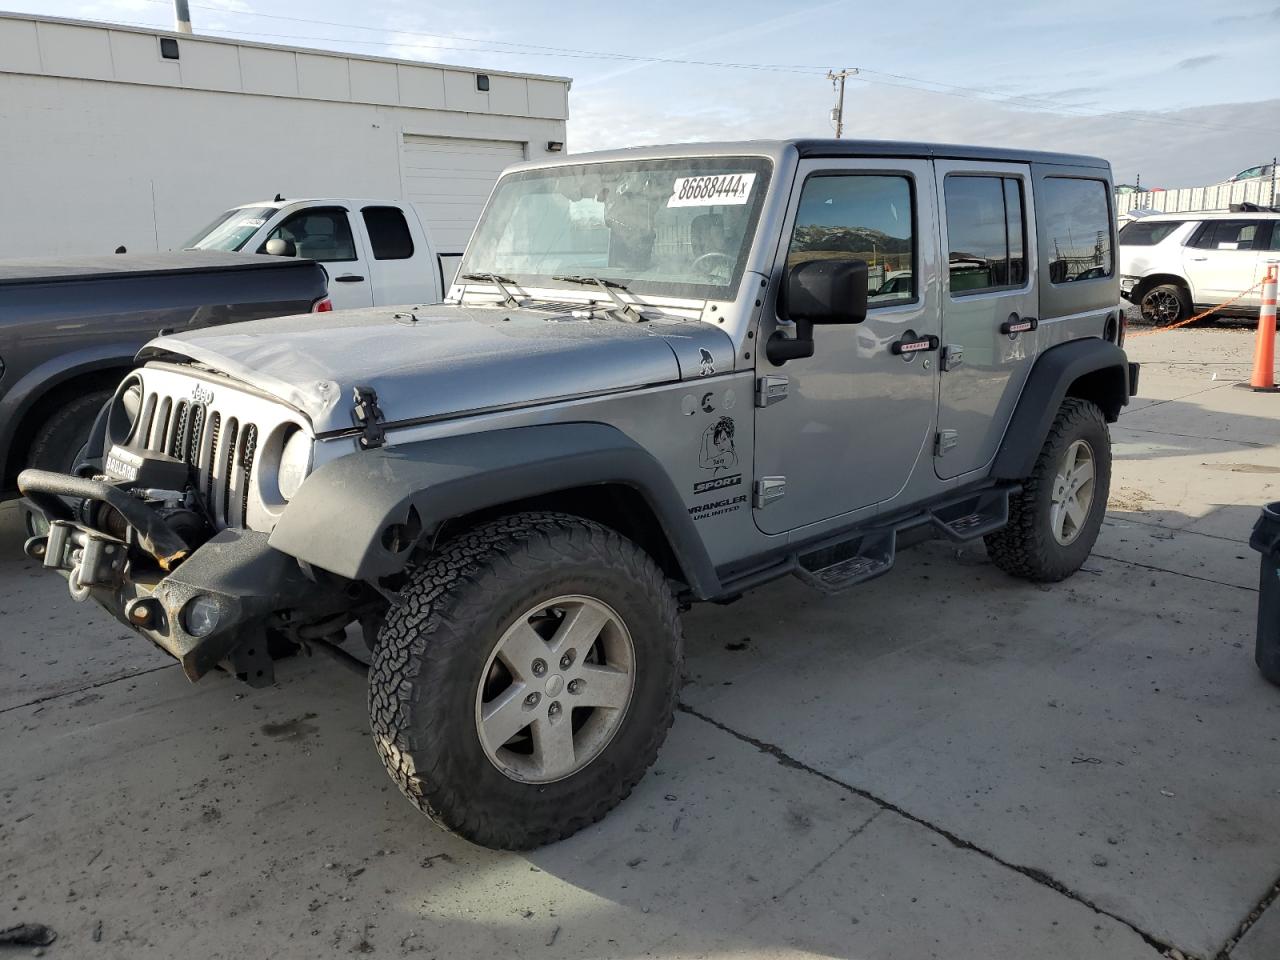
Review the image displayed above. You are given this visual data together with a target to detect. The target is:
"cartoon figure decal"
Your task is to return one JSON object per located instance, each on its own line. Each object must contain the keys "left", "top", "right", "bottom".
{"left": 699, "top": 416, "right": 738, "bottom": 475}
{"left": 698, "top": 348, "right": 715, "bottom": 377}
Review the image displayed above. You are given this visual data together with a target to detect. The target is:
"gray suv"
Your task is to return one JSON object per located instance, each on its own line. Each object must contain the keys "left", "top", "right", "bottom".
{"left": 21, "top": 140, "right": 1138, "bottom": 849}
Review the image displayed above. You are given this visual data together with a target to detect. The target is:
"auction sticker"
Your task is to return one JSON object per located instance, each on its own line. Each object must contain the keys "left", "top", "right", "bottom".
{"left": 668, "top": 173, "right": 756, "bottom": 207}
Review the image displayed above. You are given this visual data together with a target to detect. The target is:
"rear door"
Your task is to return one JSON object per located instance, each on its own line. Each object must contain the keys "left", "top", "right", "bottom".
{"left": 258, "top": 206, "right": 374, "bottom": 310}
{"left": 358, "top": 205, "right": 441, "bottom": 306}
{"left": 1183, "top": 219, "right": 1266, "bottom": 307}
{"left": 933, "top": 161, "right": 1037, "bottom": 479}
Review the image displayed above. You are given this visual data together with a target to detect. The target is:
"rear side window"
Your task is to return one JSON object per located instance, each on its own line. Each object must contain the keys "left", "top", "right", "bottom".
{"left": 1188, "top": 219, "right": 1265, "bottom": 251}
{"left": 786, "top": 173, "right": 916, "bottom": 304}
{"left": 1118, "top": 220, "right": 1184, "bottom": 246}
{"left": 362, "top": 206, "right": 415, "bottom": 260}
{"left": 1040, "top": 178, "right": 1113, "bottom": 283}
{"left": 258, "top": 208, "right": 357, "bottom": 262}
{"left": 943, "top": 175, "right": 1026, "bottom": 294}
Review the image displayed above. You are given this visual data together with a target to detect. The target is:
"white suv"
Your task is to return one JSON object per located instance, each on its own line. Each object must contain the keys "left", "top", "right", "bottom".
{"left": 1119, "top": 212, "right": 1280, "bottom": 323}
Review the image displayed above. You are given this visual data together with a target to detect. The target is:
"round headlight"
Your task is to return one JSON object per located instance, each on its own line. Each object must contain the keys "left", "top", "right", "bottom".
{"left": 277, "top": 428, "right": 313, "bottom": 501}
{"left": 182, "top": 596, "right": 221, "bottom": 638}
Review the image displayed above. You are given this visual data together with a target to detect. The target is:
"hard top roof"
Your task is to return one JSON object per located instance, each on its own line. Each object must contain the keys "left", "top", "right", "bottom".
{"left": 512, "top": 138, "right": 1109, "bottom": 171}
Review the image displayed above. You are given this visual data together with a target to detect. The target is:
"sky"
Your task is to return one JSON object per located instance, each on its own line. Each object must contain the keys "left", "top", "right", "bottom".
{"left": 13, "top": 0, "right": 1280, "bottom": 187}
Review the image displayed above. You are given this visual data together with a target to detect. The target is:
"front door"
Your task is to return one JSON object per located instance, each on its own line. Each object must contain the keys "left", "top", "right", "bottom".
{"left": 1182, "top": 218, "right": 1267, "bottom": 308}
{"left": 933, "top": 161, "right": 1038, "bottom": 480}
{"left": 258, "top": 206, "right": 375, "bottom": 310}
{"left": 753, "top": 158, "right": 940, "bottom": 536}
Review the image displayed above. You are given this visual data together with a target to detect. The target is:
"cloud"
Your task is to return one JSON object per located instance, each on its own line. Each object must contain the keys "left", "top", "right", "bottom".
{"left": 568, "top": 80, "right": 1280, "bottom": 188}
{"left": 1174, "top": 54, "right": 1223, "bottom": 70}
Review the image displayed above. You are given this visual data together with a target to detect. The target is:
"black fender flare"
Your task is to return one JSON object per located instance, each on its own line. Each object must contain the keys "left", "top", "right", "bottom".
{"left": 268, "top": 422, "right": 721, "bottom": 598}
{"left": 992, "top": 338, "right": 1134, "bottom": 481}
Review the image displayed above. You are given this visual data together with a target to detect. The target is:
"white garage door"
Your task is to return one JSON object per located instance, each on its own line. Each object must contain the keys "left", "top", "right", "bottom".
{"left": 400, "top": 135, "right": 526, "bottom": 253}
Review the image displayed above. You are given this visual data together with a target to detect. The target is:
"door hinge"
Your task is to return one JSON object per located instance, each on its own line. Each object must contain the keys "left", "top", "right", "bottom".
{"left": 941, "top": 344, "right": 964, "bottom": 371}
{"left": 756, "top": 375, "right": 789, "bottom": 407}
{"left": 351, "top": 385, "right": 387, "bottom": 449}
{"left": 935, "top": 430, "right": 959, "bottom": 457}
{"left": 753, "top": 476, "right": 787, "bottom": 508}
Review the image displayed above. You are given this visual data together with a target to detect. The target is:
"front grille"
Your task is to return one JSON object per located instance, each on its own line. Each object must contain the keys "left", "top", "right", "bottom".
{"left": 129, "top": 390, "right": 260, "bottom": 530}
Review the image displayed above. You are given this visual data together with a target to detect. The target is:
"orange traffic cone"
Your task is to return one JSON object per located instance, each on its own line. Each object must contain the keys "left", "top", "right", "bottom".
{"left": 1250, "top": 263, "right": 1280, "bottom": 392}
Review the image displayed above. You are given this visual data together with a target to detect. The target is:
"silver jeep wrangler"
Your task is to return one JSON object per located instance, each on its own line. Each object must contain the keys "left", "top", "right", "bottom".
{"left": 21, "top": 140, "right": 1138, "bottom": 849}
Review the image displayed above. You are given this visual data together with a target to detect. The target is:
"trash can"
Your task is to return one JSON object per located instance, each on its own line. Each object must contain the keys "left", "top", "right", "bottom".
{"left": 1249, "top": 502, "right": 1280, "bottom": 685}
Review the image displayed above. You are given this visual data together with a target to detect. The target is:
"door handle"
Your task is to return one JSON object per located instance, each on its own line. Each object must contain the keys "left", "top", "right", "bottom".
{"left": 890, "top": 332, "right": 940, "bottom": 356}
{"left": 1000, "top": 314, "right": 1038, "bottom": 335}
{"left": 1190, "top": 257, "right": 1208, "bottom": 262}
{"left": 334, "top": 274, "right": 365, "bottom": 283}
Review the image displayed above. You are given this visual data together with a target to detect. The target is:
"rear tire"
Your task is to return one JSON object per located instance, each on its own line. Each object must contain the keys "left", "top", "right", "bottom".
{"left": 985, "top": 398, "right": 1111, "bottom": 583}
{"left": 27, "top": 390, "right": 113, "bottom": 474}
{"left": 368, "top": 511, "right": 683, "bottom": 850}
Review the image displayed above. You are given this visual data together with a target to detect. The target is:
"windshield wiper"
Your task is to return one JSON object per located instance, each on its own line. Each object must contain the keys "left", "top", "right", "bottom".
{"left": 460, "top": 272, "right": 522, "bottom": 307}
{"left": 551, "top": 276, "right": 645, "bottom": 323}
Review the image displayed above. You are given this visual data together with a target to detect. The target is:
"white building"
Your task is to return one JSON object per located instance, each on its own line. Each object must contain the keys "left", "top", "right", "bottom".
{"left": 0, "top": 13, "right": 570, "bottom": 257}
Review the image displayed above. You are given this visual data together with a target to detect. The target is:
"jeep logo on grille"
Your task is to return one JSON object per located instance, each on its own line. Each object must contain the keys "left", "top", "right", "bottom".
{"left": 190, "top": 384, "right": 214, "bottom": 405}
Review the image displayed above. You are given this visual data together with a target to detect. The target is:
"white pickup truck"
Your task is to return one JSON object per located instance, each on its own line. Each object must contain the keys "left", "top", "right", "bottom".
{"left": 184, "top": 199, "right": 462, "bottom": 310}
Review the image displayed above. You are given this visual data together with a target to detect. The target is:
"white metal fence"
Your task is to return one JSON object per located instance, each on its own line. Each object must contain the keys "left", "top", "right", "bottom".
{"left": 1115, "top": 174, "right": 1279, "bottom": 215}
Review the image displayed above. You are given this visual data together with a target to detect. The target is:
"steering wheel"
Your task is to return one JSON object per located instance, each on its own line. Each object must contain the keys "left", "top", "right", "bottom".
{"left": 691, "top": 251, "right": 735, "bottom": 276}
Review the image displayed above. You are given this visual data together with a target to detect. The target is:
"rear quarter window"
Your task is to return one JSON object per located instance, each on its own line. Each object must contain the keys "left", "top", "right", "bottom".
{"left": 1040, "top": 177, "right": 1113, "bottom": 283}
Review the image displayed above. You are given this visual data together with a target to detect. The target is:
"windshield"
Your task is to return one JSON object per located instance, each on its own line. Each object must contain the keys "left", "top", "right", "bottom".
{"left": 184, "top": 206, "right": 277, "bottom": 251}
{"left": 459, "top": 156, "right": 773, "bottom": 299}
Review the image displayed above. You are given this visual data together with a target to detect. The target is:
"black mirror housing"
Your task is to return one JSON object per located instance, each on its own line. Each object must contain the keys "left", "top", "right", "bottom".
{"left": 784, "top": 258, "right": 869, "bottom": 325}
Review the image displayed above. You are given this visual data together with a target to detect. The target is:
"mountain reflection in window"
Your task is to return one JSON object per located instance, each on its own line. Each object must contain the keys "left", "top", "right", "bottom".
{"left": 787, "top": 174, "right": 915, "bottom": 304}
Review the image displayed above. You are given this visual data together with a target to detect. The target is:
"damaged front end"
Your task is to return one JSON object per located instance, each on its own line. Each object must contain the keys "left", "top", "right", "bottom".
{"left": 19, "top": 385, "right": 372, "bottom": 687}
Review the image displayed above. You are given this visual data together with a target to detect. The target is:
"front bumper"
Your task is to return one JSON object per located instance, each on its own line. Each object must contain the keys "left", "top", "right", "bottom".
{"left": 1120, "top": 275, "right": 1140, "bottom": 302}
{"left": 20, "top": 470, "right": 319, "bottom": 686}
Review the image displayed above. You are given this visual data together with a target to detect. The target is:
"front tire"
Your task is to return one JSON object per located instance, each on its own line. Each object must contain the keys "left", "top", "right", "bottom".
{"left": 368, "top": 512, "right": 683, "bottom": 850}
{"left": 985, "top": 398, "right": 1111, "bottom": 582}
{"left": 1139, "top": 283, "right": 1190, "bottom": 326}
{"left": 27, "top": 390, "right": 113, "bottom": 474}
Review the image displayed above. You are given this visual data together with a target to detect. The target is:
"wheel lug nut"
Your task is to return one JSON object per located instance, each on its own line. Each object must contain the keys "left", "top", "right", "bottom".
{"left": 524, "top": 692, "right": 541, "bottom": 707}
{"left": 559, "top": 649, "right": 576, "bottom": 669}
{"left": 548, "top": 701, "right": 561, "bottom": 718}
{"left": 531, "top": 658, "right": 547, "bottom": 677}
{"left": 567, "top": 679, "right": 582, "bottom": 695}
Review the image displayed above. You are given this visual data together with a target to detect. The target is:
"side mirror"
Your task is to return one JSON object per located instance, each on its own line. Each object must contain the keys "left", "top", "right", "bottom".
{"left": 768, "top": 258, "right": 869, "bottom": 364}
{"left": 264, "top": 237, "right": 296, "bottom": 257}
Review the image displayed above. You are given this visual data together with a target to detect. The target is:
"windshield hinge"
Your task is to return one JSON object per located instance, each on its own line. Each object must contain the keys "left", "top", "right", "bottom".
{"left": 351, "top": 385, "right": 386, "bottom": 450}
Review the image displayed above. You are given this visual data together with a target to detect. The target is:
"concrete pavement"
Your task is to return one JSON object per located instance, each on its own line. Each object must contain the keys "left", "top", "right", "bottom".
{"left": 1, "top": 326, "right": 1277, "bottom": 959}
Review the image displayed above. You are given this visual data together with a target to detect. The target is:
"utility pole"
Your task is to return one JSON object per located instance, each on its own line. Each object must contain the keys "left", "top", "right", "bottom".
{"left": 826, "top": 68, "right": 857, "bottom": 138}
{"left": 174, "top": 0, "right": 192, "bottom": 33}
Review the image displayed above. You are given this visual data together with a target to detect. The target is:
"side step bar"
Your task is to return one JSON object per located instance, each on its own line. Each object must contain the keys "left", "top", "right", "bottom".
{"left": 789, "top": 485, "right": 1015, "bottom": 595}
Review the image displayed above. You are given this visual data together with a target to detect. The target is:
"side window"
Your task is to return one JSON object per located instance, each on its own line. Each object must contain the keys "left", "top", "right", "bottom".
{"left": 258, "top": 208, "right": 357, "bottom": 262}
{"left": 786, "top": 174, "right": 915, "bottom": 305}
{"left": 362, "top": 206, "right": 415, "bottom": 260}
{"left": 1039, "top": 177, "right": 1113, "bottom": 283}
{"left": 943, "top": 175, "right": 1026, "bottom": 294}
{"left": 1194, "top": 220, "right": 1261, "bottom": 251}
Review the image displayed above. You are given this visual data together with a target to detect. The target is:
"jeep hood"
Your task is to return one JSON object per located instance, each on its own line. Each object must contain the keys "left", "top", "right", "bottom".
{"left": 138, "top": 304, "right": 737, "bottom": 434}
